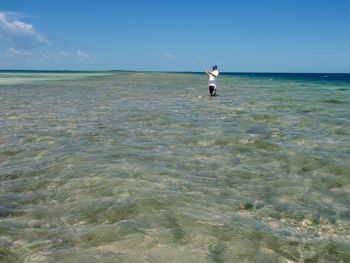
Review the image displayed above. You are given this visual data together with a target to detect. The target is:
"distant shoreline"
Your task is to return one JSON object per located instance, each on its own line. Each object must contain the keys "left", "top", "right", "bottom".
{"left": 0, "top": 69, "right": 349, "bottom": 75}
{"left": 1, "top": 70, "right": 349, "bottom": 84}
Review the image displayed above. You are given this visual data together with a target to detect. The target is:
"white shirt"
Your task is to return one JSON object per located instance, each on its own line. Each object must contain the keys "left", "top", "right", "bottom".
{"left": 208, "top": 70, "right": 219, "bottom": 87}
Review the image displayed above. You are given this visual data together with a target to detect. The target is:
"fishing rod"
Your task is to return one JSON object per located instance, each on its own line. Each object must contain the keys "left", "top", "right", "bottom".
{"left": 164, "top": 52, "right": 207, "bottom": 72}
{"left": 178, "top": 56, "right": 206, "bottom": 72}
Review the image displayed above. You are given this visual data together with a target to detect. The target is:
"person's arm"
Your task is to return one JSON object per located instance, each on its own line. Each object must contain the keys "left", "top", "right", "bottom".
{"left": 204, "top": 70, "right": 217, "bottom": 78}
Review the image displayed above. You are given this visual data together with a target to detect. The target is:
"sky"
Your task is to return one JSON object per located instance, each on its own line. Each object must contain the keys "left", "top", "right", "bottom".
{"left": 0, "top": 0, "right": 349, "bottom": 72}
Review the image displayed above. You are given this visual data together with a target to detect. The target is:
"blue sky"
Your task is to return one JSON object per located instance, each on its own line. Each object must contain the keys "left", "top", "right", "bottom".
{"left": 0, "top": 0, "right": 349, "bottom": 72}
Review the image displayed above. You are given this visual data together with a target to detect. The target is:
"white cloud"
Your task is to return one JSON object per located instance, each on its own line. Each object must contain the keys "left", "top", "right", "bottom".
{"left": 76, "top": 50, "right": 90, "bottom": 60}
{"left": 0, "top": 11, "right": 96, "bottom": 69}
{"left": 0, "top": 12, "right": 49, "bottom": 48}
{"left": 59, "top": 51, "right": 70, "bottom": 56}
{"left": 56, "top": 50, "right": 92, "bottom": 62}
{"left": 7, "top": 47, "right": 32, "bottom": 56}
{"left": 163, "top": 52, "right": 173, "bottom": 59}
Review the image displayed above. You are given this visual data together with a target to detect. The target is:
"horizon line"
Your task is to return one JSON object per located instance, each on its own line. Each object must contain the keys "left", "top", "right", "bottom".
{"left": 1, "top": 69, "right": 349, "bottom": 74}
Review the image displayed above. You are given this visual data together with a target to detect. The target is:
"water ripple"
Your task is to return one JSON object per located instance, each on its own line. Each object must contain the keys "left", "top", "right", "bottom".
{"left": 1, "top": 72, "right": 349, "bottom": 262}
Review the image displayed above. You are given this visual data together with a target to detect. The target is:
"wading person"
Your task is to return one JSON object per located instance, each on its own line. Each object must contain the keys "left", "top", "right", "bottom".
{"left": 205, "top": 65, "right": 219, "bottom": 96}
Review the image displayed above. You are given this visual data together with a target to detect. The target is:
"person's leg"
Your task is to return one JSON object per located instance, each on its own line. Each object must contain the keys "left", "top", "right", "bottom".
{"left": 209, "top": 86, "right": 216, "bottom": 96}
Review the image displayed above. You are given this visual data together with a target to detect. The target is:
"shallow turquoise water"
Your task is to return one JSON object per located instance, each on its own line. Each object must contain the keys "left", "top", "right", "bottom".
{"left": 0, "top": 72, "right": 349, "bottom": 262}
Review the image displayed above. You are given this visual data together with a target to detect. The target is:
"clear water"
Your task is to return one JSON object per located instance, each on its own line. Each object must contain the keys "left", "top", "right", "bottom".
{"left": 1, "top": 71, "right": 349, "bottom": 262}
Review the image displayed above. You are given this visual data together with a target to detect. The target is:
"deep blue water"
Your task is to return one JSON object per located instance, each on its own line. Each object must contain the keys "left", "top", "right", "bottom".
{"left": 221, "top": 73, "right": 350, "bottom": 84}
{"left": 1, "top": 70, "right": 349, "bottom": 84}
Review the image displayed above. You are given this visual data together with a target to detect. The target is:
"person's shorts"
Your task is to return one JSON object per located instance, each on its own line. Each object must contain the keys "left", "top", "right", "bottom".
{"left": 209, "top": 86, "right": 216, "bottom": 96}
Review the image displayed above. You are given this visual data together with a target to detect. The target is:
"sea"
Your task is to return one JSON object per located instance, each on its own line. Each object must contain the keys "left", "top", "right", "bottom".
{"left": 0, "top": 71, "right": 349, "bottom": 262}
